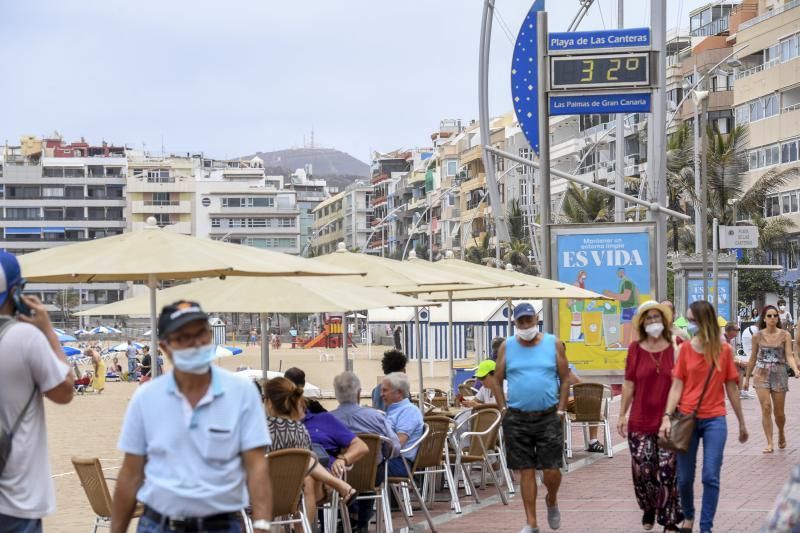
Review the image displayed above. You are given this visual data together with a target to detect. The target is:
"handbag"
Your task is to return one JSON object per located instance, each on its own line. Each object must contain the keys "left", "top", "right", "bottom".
{"left": 658, "top": 365, "right": 715, "bottom": 453}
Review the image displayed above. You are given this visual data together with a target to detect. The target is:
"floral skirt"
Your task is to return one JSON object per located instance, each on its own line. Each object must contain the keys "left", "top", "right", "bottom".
{"left": 628, "top": 431, "right": 683, "bottom": 527}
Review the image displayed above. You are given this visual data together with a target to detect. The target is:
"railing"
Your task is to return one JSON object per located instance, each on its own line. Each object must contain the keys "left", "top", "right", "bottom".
{"left": 735, "top": 58, "right": 780, "bottom": 80}
{"left": 690, "top": 16, "right": 729, "bottom": 37}
{"left": 740, "top": 0, "right": 800, "bottom": 31}
{"left": 5, "top": 195, "right": 124, "bottom": 201}
{"left": 783, "top": 102, "right": 800, "bottom": 113}
{"left": 143, "top": 200, "right": 179, "bottom": 206}
{"left": 0, "top": 216, "right": 123, "bottom": 221}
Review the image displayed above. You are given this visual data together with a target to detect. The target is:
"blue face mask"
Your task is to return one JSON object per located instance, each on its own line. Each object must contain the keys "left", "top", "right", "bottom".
{"left": 171, "top": 343, "right": 215, "bottom": 374}
{"left": 687, "top": 323, "right": 699, "bottom": 337}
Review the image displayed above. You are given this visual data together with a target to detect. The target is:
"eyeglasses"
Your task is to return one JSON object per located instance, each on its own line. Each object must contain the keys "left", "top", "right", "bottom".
{"left": 765, "top": 314, "right": 779, "bottom": 318}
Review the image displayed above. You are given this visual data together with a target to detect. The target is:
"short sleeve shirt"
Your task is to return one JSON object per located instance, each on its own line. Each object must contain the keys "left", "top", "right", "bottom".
{"left": 126, "top": 345, "right": 137, "bottom": 359}
{"left": 117, "top": 367, "right": 270, "bottom": 517}
{"left": 624, "top": 342, "right": 675, "bottom": 433}
{"left": 674, "top": 341, "right": 738, "bottom": 419}
{"left": 0, "top": 321, "right": 69, "bottom": 519}
{"left": 303, "top": 411, "right": 356, "bottom": 465}
{"left": 386, "top": 398, "right": 424, "bottom": 461}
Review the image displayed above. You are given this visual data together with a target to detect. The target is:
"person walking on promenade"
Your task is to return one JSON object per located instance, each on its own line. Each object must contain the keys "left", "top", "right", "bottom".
{"left": 744, "top": 305, "right": 800, "bottom": 453}
{"left": 492, "top": 302, "right": 570, "bottom": 533}
{"left": 112, "top": 301, "right": 273, "bottom": 533}
{"left": 617, "top": 301, "right": 682, "bottom": 531}
{"left": 659, "top": 300, "right": 748, "bottom": 533}
{"left": 0, "top": 252, "right": 75, "bottom": 533}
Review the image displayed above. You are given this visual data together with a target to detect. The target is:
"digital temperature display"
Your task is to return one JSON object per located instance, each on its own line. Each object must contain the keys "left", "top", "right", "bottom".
{"left": 550, "top": 53, "right": 650, "bottom": 90}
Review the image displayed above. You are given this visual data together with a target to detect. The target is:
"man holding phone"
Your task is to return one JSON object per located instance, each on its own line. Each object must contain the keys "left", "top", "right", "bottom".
{"left": 0, "top": 251, "right": 74, "bottom": 532}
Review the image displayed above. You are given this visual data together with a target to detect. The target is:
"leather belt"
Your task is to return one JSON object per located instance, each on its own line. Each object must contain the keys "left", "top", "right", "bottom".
{"left": 143, "top": 506, "right": 239, "bottom": 532}
{"left": 507, "top": 404, "right": 558, "bottom": 416}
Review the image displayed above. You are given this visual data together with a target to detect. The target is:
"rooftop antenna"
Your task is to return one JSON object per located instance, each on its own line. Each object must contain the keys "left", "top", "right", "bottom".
{"left": 310, "top": 127, "right": 315, "bottom": 149}
{"left": 161, "top": 135, "right": 165, "bottom": 157}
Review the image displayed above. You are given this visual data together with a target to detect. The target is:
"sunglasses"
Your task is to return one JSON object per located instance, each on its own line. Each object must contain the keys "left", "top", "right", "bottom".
{"left": 765, "top": 314, "right": 779, "bottom": 318}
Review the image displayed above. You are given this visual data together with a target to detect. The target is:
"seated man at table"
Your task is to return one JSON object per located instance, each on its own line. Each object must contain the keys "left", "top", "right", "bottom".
{"left": 381, "top": 372, "right": 424, "bottom": 477}
{"left": 462, "top": 360, "right": 499, "bottom": 407}
{"left": 331, "top": 371, "right": 400, "bottom": 532}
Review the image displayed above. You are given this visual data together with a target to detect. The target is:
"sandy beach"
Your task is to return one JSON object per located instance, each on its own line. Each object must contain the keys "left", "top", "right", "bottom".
{"left": 45, "top": 344, "right": 458, "bottom": 532}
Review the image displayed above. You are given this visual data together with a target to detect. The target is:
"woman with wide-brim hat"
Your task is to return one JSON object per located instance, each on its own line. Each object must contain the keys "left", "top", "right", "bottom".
{"left": 618, "top": 300, "right": 683, "bottom": 531}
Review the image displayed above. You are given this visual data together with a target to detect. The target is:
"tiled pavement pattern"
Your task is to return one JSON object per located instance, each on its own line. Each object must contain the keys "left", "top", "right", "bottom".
{"left": 396, "top": 386, "right": 799, "bottom": 532}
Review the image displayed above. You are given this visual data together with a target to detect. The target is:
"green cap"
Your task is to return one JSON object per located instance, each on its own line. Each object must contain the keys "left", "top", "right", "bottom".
{"left": 474, "top": 360, "right": 496, "bottom": 378}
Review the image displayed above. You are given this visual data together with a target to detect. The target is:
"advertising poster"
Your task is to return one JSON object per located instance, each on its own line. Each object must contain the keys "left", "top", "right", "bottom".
{"left": 552, "top": 223, "right": 655, "bottom": 371}
{"left": 687, "top": 278, "right": 732, "bottom": 322}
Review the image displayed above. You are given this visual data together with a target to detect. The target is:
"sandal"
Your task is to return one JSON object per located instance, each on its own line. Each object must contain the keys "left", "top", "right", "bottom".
{"left": 780, "top": 434, "right": 787, "bottom": 449}
{"left": 764, "top": 446, "right": 774, "bottom": 454}
{"left": 342, "top": 487, "right": 357, "bottom": 505}
{"left": 587, "top": 440, "right": 605, "bottom": 453}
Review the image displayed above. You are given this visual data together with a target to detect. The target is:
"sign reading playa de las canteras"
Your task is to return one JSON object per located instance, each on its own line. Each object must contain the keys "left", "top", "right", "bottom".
{"left": 551, "top": 223, "right": 656, "bottom": 372}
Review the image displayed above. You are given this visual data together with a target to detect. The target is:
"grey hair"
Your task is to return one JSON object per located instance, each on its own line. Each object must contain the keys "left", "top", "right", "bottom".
{"left": 383, "top": 372, "right": 410, "bottom": 396}
{"left": 333, "top": 371, "right": 361, "bottom": 403}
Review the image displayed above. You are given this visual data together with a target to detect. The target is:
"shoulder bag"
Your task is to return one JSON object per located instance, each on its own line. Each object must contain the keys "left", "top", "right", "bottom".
{"left": 658, "top": 364, "right": 715, "bottom": 453}
{"left": 0, "top": 319, "right": 37, "bottom": 476}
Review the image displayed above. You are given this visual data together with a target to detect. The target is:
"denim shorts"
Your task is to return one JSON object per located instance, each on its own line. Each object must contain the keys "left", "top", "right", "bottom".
{"left": 136, "top": 513, "right": 242, "bottom": 533}
{"left": 502, "top": 408, "right": 564, "bottom": 470}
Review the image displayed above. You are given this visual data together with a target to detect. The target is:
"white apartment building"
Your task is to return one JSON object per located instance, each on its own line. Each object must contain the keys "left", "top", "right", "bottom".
{"left": 285, "top": 166, "right": 330, "bottom": 253}
{"left": 195, "top": 157, "right": 301, "bottom": 254}
{"left": 733, "top": 0, "right": 800, "bottom": 278}
{"left": 0, "top": 135, "right": 128, "bottom": 319}
{"left": 311, "top": 180, "right": 372, "bottom": 256}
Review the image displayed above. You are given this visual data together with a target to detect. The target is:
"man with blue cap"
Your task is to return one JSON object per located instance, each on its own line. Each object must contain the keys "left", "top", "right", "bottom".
{"left": 492, "top": 302, "right": 570, "bottom": 533}
{"left": 0, "top": 251, "right": 75, "bottom": 532}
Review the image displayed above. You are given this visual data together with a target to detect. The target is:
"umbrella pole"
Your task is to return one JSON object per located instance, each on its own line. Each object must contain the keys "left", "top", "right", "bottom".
{"left": 415, "top": 306, "right": 424, "bottom": 411}
{"left": 367, "top": 314, "right": 371, "bottom": 360}
{"left": 448, "top": 291, "right": 454, "bottom": 396}
{"left": 507, "top": 298, "right": 513, "bottom": 334}
{"left": 260, "top": 313, "right": 269, "bottom": 381}
{"left": 148, "top": 275, "right": 159, "bottom": 378}
{"left": 343, "top": 313, "right": 350, "bottom": 372}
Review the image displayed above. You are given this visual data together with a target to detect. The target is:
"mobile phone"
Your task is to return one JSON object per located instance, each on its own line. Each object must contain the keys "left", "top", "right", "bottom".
{"left": 12, "top": 289, "right": 33, "bottom": 317}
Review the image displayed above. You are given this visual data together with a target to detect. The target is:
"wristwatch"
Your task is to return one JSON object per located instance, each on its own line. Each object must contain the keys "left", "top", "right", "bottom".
{"left": 252, "top": 519, "right": 272, "bottom": 531}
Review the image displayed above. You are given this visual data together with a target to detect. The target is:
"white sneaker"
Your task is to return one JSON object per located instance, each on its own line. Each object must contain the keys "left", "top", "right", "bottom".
{"left": 749, "top": 390, "right": 757, "bottom": 399}
{"left": 740, "top": 390, "right": 749, "bottom": 399}
{"left": 519, "top": 527, "right": 540, "bottom": 533}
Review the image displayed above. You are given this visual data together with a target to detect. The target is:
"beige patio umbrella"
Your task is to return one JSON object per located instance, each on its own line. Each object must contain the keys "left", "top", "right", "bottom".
{"left": 311, "top": 244, "right": 507, "bottom": 407}
{"left": 18, "top": 219, "right": 360, "bottom": 378}
{"left": 77, "top": 275, "right": 435, "bottom": 374}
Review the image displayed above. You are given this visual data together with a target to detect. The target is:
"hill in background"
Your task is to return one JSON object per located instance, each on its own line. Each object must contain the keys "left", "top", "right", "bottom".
{"left": 246, "top": 148, "right": 370, "bottom": 190}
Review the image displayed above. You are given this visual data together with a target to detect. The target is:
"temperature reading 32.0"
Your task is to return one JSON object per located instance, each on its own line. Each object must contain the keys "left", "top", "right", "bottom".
{"left": 550, "top": 53, "right": 650, "bottom": 90}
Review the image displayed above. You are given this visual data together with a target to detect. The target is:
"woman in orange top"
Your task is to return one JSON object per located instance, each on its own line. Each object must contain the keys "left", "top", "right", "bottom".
{"left": 659, "top": 300, "right": 748, "bottom": 533}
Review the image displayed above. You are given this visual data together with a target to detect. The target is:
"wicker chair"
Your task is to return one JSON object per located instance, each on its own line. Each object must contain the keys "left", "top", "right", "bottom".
{"left": 386, "top": 423, "right": 440, "bottom": 532}
{"left": 449, "top": 407, "right": 508, "bottom": 506}
{"left": 71, "top": 457, "right": 143, "bottom": 533}
{"left": 345, "top": 433, "right": 393, "bottom": 532}
{"left": 565, "top": 383, "right": 613, "bottom": 458}
{"left": 458, "top": 382, "right": 478, "bottom": 398}
{"left": 424, "top": 387, "right": 450, "bottom": 409}
{"left": 265, "top": 448, "right": 315, "bottom": 531}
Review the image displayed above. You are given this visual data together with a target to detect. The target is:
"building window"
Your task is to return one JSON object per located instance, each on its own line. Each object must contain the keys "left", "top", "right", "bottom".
{"left": 735, "top": 105, "right": 749, "bottom": 125}
{"left": 222, "top": 197, "right": 244, "bottom": 208}
{"left": 766, "top": 195, "right": 781, "bottom": 217}
{"left": 42, "top": 187, "right": 64, "bottom": 198}
{"left": 790, "top": 242, "right": 799, "bottom": 270}
{"left": 248, "top": 197, "right": 274, "bottom": 208}
{"left": 518, "top": 148, "right": 532, "bottom": 175}
{"left": 782, "top": 139, "right": 800, "bottom": 163}
{"left": 201, "top": 197, "right": 211, "bottom": 207}
{"left": 446, "top": 160, "right": 457, "bottom": 177}
{"left": 211, "top": 218, "right": 221, "bottom": 228}
{"left": 278, "top": 217, "right": 295, "bottom": 227}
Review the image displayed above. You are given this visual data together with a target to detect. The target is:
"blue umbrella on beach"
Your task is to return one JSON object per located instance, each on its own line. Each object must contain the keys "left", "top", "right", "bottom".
{"left": 57, "top": 332, "right": 77, "bottom": 343}
{"left": 63, "top": 346, "right": 82, "bottom": 357}
{"left": 108, "top": 342, "right": 144, "bottom": 352}
{"left": 74, "top": 328, "right": 89, "bottom": 336}
{"left": 89, "top": 325, "right": 121, "bottom": 335}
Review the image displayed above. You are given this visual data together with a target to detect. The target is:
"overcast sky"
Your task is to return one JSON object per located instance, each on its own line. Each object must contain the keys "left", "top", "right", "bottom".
{"left": 1, "top": 0, "right": 709, "bottom": 162}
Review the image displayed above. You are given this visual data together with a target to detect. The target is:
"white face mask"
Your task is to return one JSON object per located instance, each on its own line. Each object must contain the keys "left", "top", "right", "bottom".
{"left": 645, "top": 323, "right": 664, "bottom": 338}
{"left": 780, "top": 305, "right": 786, "bottom": 311}
{"left": 171, "top": 343, "right": 215, "bottom": 375}
{"left": 517, "top": 327, "right": 537, "bottom": 341}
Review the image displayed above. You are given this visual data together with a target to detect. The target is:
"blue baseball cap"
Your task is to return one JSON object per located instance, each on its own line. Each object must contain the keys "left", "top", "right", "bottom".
{"left": 0, "top": 251, "right": 24, "bottom": 307}
{"left": 513, "top": 302, "right": 538, "bottom": 321}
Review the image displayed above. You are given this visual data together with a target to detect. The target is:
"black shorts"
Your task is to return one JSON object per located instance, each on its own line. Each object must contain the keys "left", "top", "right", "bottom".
{"left": 502, "top": 407, "right": 564, "bottom": 471}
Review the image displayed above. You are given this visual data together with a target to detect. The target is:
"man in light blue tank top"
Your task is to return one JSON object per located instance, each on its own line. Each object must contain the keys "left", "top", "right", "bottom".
{"left": 492, "top": 303, "right": 571, "bottom": 533}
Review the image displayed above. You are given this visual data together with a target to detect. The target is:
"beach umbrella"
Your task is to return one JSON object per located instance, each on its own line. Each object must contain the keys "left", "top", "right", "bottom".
{"left": 89, "top": 325, "right": 121, "bottom": 335}
{"left": 18, "top": 218, "right": 360, "bottom": 380}
{"left": 73, "top": 328, "right": 89, "bottom": 336}
{"left": 108, "top": 342, "right": 144, "bottom": 352}
{"left": 142, "top": 330, "right": 152, "bottom": 336}
{"left": 215, "top": 345, "right": 243, "bottom": 358}
{"left": 77, "top": 275, "right": 437, "bottom": 376}
{"left": 63, "top": 346, "right": 82, "bottom": 357}
{"left": 57, "top": 332, "right": 77, "bottom": 343}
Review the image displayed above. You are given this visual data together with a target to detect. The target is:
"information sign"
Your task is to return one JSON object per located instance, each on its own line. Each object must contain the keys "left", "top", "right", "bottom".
{"left": 719, "top": 225, "right": 759, "bottom": 249}
{"left": 549, "top": 92, "right": 651, "bottom": 115}
{"left": 548, "top": 27, "right": 651, "bottom": 54}
{"left": 550, "top": 53, "right": 650, "bottom": 90}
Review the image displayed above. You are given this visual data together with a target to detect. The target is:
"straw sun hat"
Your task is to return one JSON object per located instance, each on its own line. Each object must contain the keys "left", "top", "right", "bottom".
{"left": 632, "top": 300, "right": 673, "bottom": 332}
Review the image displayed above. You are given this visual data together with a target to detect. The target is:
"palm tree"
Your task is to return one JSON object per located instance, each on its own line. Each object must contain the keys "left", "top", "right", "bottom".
{"left": 466, "top": 232, "right": 491, "bottom": 265}
{"left": 751, "top": 214, "right": 796, "bottom": 262}
{"left": 705, "top": 125, "right": 799, "bottom": 225}
{"left": 561, "top": 183, "right": 611, "bottom": 223}
{"left": 666, "top": 122, "right": 696, "bottom": 253}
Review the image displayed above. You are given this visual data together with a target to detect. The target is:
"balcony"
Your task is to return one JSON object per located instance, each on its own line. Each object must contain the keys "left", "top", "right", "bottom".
{"left": 460, "top": 144, "right": 483, "bottom": 165}
{"left": 131, "top": 200, "right": 191, "bottom": 214}
{"left": 209, "top": 226, "right": 299, "bottom": 235}
{"left": 690, "top": 16, "right": 729, "bottom": 37}
{"left": 736, "top": 58, "right": 780, "bottom": 81}
{"left": 371, "top": 173, "right": 390, "bottom": 186}
{"left": 740, "top": 0, "right": 800, "bottom": 31}
{"left": 127, "top": 177, "right": 195, "bottom": 193}
{"left": 132, "top": 220, "right": 192, "bottom": 234}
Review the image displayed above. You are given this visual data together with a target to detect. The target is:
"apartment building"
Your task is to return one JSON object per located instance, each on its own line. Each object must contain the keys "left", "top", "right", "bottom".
{"left": 732, "top": 0, "right": 800, "bottom": 278}
{"left": 195, "top": 157, "right": 301, "bottom": 254}
{"left": 368, "top": 151, "right": 411, "bottom": 256}
{"left": 285, "top": 166, "right": 330, "bottom": 253}
{"left": 0, "top": 135, "right": 127, "bottom": 319}
{"left": 310, "top": 180, "right": 372, "bottom": 256}
{"left": 126, "top": 151, "right": 196, "bottom": 234}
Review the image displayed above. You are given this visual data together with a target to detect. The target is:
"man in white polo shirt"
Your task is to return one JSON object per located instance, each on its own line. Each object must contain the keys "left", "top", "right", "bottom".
{"left": 112, "top": 301, "right": 273, "bottom": 533}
